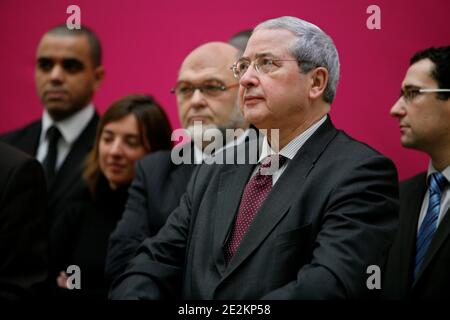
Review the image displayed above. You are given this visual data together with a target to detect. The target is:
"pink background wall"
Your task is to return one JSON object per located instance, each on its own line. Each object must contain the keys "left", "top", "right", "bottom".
{"left": 0, "top": 0, "right": 448, "bottom": 180}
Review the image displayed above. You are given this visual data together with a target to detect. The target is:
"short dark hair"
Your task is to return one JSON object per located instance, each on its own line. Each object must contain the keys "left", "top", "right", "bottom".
{"left": 410, "top": 46, "right": 450, "bottom": 100}
{"left": 46, "top": 24, "right": 102, "bottom": 67}
{"left": 83, "top": 94, "right": 173, "bottom": 195}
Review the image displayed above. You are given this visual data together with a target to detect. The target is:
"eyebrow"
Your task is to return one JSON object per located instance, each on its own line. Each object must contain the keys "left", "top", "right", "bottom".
{"left": 403, "top": 85, "right": 421, "bottom": 90}
{"left": 240, "top": 52, "right": 276, "bottom": 60}
{"left": 37, "top": 57, "right": 84, "bottom": 63}
{"left": 255, "top": 52, "right": 276, "bottom": 58}
{"left": 175, "top": 78, "right": 225, "bottom": 85}
{"left": 102, "top": 129, "right": 140, "bottom": 137}
{"left": 101, "top": 129, "right": 114, "bottom": 136}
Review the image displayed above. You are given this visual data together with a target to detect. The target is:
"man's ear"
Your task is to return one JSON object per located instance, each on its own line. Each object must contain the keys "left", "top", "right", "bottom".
{"left": 309, "top": 67, "right": 328, "bottom": 100}
{"left": 93, "top": 66, "right": 105, "bottom": 91}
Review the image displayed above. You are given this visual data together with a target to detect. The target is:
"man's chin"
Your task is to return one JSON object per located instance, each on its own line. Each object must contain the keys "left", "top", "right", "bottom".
{"left": 186, "top": 119, "right": 213, "bottom": 127}
{"left": 400, "top": 136, "right": 417, "bottom": 149}
{"left": 186, "top": 123, "right": 218, "bottom": 134}
{"left": 244, "top": 116, "right": 266, "bottom": 130}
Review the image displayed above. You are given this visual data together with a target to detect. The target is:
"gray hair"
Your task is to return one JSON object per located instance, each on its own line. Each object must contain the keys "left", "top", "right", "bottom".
{"left": 254, "top": 16, "right": 340, "bottom": 104}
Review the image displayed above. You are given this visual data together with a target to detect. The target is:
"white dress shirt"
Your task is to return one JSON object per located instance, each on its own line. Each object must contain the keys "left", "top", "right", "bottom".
{"left": 417, "top": 163, "right": 450, "bottom": 231}
{"left": 36, "top": 104, "right": 95, "bottom": 170}
{"left": 193, "top": 128, "right": 250, "bottom": 164}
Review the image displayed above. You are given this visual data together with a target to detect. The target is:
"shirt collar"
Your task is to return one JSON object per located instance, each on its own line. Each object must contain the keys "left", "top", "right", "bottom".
{"left": 258, "top": 115, "right": 327, "bottom": 164}
{"left": 41, "top": 104, "right": 95, "bottom": 144}
{"left": 193, "top": 128, "right": 251, "bottom": 163}
{"left": 427, "top": 162, "right": 450, "bottom": 185}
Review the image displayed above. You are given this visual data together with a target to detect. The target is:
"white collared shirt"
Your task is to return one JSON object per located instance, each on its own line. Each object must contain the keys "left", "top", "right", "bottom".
{"left": 417, "top": 163, "right": 450, "bottom": 231}
{"left": 36, "top": 104, "right": 95, "bottom": 170}
{"left": 193, "top": 128, "right": 250, "bottom": 164}
{"left": 256, "top": 115, "right": 327, "bottom": 185}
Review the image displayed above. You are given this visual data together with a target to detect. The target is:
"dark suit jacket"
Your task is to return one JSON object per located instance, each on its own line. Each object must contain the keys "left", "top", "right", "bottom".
{"left": 0, "top": 114, "right": 99, "bottom": 221}
{"left": 110, "top": 117, "right": 399, "bottom": 300}
{"left": 0, "top": 142, "right": 48, "bottom": 299}
{"left": 105, "top": 150, "right": 196, "bottom": 283}
{"left": 384, "top": 172, "right": 450, "bottom": 299}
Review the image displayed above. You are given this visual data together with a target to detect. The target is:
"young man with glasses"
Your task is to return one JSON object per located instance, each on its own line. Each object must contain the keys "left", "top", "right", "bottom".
{"left": 385, "top": 46, "right": 450, "bottom": 299}
{"left": 110, "top": 16, "right": 398, "bottom": 300}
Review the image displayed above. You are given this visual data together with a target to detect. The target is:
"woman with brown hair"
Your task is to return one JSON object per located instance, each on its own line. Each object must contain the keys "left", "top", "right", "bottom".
{"left": 50, "top": 94, "right": 172, "bottom": 299}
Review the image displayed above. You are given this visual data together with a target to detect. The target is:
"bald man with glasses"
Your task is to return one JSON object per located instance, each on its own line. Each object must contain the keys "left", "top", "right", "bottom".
{"left": 105, "top": 42, "right": 248, "bottom": 283}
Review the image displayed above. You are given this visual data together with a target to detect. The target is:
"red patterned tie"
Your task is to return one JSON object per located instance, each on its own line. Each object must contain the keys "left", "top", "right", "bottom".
{"left": 224, "top": 155, "right": 286, "bottom": 264}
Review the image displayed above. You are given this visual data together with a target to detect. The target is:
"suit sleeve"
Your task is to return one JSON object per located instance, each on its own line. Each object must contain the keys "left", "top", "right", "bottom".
{"left": 0, "top": 156, "right": 48, "bottom": 292}
{"left": 261, "top": 155, "right": 399, "bottom": 299}
{"left": 105, "top": 160, "right": 152, "bottom": 282}
{"left": 109, "top": 167, "right": 199, "bottom": 300}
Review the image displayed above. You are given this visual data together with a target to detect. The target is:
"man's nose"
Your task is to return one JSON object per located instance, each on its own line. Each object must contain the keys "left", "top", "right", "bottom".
{"left": 390, "top": 99, "right": 406, "bottom": 118}
{"left": 239, "top": 65, "right": 259, "bottom": 88}
{"left": 49, "top": 64, "right": 65, "bottom": 83}
{"left": 189, "top": 89, "right": 207, "bottom": 109}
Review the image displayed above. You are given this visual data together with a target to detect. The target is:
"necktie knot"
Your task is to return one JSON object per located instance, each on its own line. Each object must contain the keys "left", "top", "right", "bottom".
{"left": 429, "top": 172, "right": 448, "bottom": 194}
{"left": 46, "top": 125, "right": 61, "bottom": 143}
{"left": 259, "top": 154, "right": 287, "bottom": 173}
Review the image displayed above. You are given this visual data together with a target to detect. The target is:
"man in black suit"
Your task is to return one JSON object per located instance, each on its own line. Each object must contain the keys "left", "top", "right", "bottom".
{"left": 0, "top": 24, "right": 104, "bottom": 222}
{"left": 384, "top": 46, "right": 450, "bottom": 299}
{"left": 110, "top": 16, "right": 398, "bottom": 300}
{"left": 105, "top": 42, "right": 248, "bottom": 282}
{"left": 0, "top": 142, "right": 47, "bottom": 300}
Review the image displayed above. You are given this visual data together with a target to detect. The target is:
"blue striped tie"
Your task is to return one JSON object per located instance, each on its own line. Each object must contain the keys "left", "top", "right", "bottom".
{"left": 414, "top": 172, "right": 448, "bottom": 280}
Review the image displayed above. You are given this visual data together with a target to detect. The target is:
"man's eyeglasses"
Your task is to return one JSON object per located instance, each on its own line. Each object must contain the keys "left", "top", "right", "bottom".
{"left": 231, "top": 56, "right": 299, "bottom": 79}
{"left": 171, "top": 81, "right": 239, "bottom": 99}
{"left": 399, "top": 88, "right": 450, "bottom": 103}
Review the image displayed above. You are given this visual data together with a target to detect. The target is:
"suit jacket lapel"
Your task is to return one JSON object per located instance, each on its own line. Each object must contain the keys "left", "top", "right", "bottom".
{"left": 415, "top": 206, "right": 450, "bottom": 283}
{"left": 224, "top": 151, "right": 314, "bottom": 277}
{"left": 212, "top": 131, "right": 264, "bottom": 274}
{"left": 219, "top": 116, "right": 339, "bottom": 280}
{"left": 400, "top": 175, "right": 427, "bottom": 287}
{"left": 170, "top": 164, "right": 196, "bottom": 197}
{"left": 26, "top": 122, "right": 42, "bottom": 156}
{"left": 48, "top": 113, "right": 98, "bottom": 207}
{"left": 18, "top": 121, "right": 42, "bottom": 156}
{"left": 214, "top": 163, "right": 255, "bottom": 275}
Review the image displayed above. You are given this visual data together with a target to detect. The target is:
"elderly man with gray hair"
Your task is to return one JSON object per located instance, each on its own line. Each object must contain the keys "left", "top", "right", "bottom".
{"left": 110, "top": 16, "right": 398, "bottom": 300}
